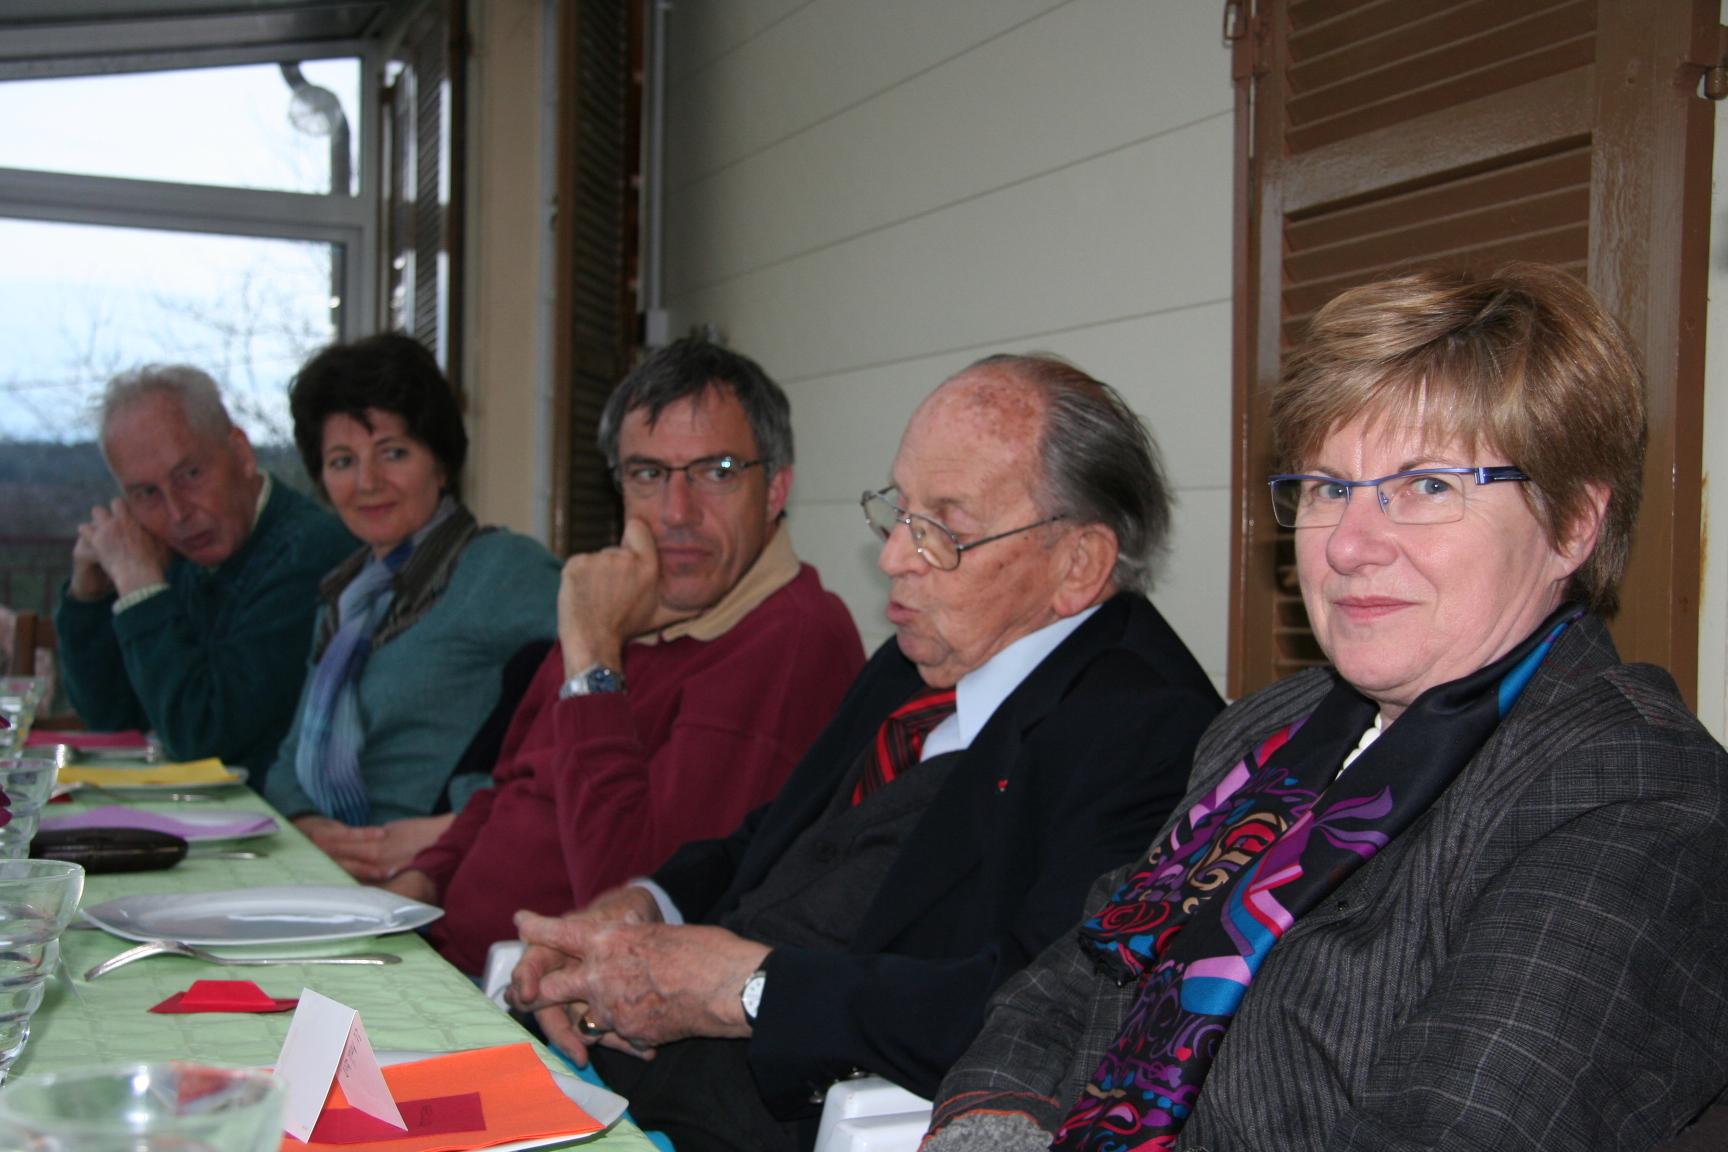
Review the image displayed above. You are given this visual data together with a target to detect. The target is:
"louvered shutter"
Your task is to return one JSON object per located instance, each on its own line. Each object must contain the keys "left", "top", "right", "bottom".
{"left": 1228, "top": 0, "right": 1715, "bottom": 703}
{"left": 384, "top": 1, "right": 464, "bottom": 382}
{"left": 550, "top": 0, "right": 640, "bottom": 556}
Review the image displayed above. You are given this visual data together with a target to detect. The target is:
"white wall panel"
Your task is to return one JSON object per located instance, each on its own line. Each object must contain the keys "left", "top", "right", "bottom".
{"left": 665, "top": 0, "right": 1064, "bottom": 183}
{"left": 783, "top": 503, "right": 893, "bottom": 654}
{"left": 667, "top": 117, "right": 1232, "bottom": 381}
{"left": 1155, "top": 486, "right": 1231, "bottom": 687}
{"left": 665, "top": 0, "right": 1228, "bottom": 294}
{"left": 662, "top": 3, "right": 1235, "bottom": 676}
{"left": 665, "top": 0, "right": 812, "bottom": 85}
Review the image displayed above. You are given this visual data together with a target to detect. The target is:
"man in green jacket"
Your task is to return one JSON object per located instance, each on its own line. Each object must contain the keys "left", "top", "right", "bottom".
{"left": 55, "top": 366, "right": 356, "bottom": 788}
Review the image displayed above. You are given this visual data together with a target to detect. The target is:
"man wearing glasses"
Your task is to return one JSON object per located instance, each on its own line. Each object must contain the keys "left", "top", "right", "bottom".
{"left": 383, "top": 339, "right": 865, "bottom": 976}
{"left": 511, "top": 354, "right": 1222, "bottom": 1152}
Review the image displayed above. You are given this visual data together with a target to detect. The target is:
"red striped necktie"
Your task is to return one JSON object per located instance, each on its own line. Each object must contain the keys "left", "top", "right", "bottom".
{"left": 852, "top": 685, "right": 959, "bottom": 805}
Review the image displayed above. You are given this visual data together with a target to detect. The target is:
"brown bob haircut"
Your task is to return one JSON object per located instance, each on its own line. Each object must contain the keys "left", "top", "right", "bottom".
{"left": 1271, "top": 263, "right": 1647, "bottom": 616}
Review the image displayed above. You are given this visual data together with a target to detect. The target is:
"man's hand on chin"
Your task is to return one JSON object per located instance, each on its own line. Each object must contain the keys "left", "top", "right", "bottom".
{"left": 556, "top": 517, "right": 673, "bottom": 673}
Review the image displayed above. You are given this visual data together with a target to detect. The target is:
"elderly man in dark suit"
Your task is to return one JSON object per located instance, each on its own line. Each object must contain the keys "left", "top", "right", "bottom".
{"left": 511, "top": 352, "right": 1223, "bottom": 1151}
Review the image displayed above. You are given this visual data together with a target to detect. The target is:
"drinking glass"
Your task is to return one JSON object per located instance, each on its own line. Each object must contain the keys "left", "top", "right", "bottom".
{"left": 0, "top": 761, "right": 59, "bottom": 862}
{"left": 0, "top": 860, "right": 83, "bottom": 1085}
{"left": 0, "top": 1063, "right": 285, "bottom": 1151}
{"left": 0, "top": 700, "right": 24, "bottom": 757}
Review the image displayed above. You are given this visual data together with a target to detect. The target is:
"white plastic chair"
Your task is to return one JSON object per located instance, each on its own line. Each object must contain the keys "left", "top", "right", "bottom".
{"left": 813, "top": 1076, "right": 933, "bottom": 1152}
{"left": 482, "top": 939, "right": 525, "bottom": 1009}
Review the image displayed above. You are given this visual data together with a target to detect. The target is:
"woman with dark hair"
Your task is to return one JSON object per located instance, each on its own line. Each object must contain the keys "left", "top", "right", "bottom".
{"left": 267, "top": 333, "right": 559, "bottom": 881}
{"left": 923, "top": 265, "right": 1728, "bottom": 1151}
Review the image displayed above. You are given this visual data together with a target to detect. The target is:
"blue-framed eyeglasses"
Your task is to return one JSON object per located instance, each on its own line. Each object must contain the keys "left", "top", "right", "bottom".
{"left": 860, "top": 487, "right": 1064, "bottom": 571}
{"left": 1267, "top": 466, "right": 1529, "bottom": 528}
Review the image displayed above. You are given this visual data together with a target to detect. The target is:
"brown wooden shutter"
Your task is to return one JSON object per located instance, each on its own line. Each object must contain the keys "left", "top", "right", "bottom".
{"left": 384, "top": 1, "right": 465, "bottom": 380}
{"left": 1228, "top": 0, "right": 1716, "bottom": 704}
{"left": 549, "top": 0, "right": 642, "bottom": 556}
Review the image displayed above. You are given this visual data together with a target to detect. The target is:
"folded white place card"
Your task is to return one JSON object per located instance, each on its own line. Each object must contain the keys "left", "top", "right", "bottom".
{"left": 274, "top": 988, "right": 407, "bottom": 1142}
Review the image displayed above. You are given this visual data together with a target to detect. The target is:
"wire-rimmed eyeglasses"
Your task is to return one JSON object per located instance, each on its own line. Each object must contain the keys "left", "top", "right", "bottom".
{"left": 614, "top": 455, "right": 765, "bottom": 496}
{"left": 860, "top": 487, "right": 1064, "bottom": 571}
{"left": 1267, "top": 466, "right": 1530, "bottom": 529}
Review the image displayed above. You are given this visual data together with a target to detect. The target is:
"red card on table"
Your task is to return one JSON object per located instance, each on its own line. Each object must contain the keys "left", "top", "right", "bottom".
{"left": 311, "top": 1092, "right": 485, "bottom": 1144}
{"left": 281, "top": 1043, "right": 601, "bottom": 1152}
{"left": 151, "top": 980, "right": 298, "bottom": 1014}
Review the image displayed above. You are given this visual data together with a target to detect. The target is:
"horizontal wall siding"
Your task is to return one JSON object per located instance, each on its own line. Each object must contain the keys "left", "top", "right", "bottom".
{"left": 661, "top": 0, "right": 1234, "bottom": 688}
{"left": 665, "top": 0, "right": 1065, "bottom": 185}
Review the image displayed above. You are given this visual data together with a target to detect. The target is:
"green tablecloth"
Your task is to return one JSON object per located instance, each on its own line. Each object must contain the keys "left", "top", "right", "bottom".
{"left": 17, "top": 780, "right": 655, "bottom": 1151}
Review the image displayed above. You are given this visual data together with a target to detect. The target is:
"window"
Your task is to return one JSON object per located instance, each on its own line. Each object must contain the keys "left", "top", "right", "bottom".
{"left": 0, "top": 55, "right": 377, "bottom": 624}
{"left": 0, "top": 61, "right": 359, "bottom": 195}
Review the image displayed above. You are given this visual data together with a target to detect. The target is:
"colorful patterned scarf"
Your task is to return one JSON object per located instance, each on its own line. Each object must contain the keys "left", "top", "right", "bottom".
{"left": 1052, "top": 605, "right": 1583, "bottom": 1151}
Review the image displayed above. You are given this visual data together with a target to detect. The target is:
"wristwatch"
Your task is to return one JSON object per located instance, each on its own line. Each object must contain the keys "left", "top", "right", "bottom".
{"left": 558, "top": 664, "right": 626, "bottom": 699}
{"left": 740, "top": 967, "right": 768, "bottom": 1027}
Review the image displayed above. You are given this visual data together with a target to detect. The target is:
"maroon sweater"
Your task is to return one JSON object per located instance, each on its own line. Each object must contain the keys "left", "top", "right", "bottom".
{"left": 414, "top": 563, "right": 864, "bottom": 974}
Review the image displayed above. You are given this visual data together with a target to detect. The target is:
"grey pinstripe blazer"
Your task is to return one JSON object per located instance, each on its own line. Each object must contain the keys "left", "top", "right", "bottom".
{"left": 928, "top": 616, "right": 1728, "bottom": 1151}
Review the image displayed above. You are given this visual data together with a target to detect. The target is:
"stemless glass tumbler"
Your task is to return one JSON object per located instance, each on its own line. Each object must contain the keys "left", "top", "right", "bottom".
{"left": 0, "top": 860, "right": 84, "bottom": 1085}
{"left": 0, "top": 759, "right": 61, "bottom": 861}
{"left": 0, "top": 1063, "right": 285, "bottom": 1151}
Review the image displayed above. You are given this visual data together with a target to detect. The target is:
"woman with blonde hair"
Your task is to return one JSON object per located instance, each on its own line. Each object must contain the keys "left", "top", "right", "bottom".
{"left": 924, "top": 265, "right": 1728, "bottom": 1151}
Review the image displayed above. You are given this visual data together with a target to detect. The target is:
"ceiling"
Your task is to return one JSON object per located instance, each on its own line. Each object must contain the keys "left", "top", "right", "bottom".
{"left": 0, "top": 1, "right": 424, "bottom": 81}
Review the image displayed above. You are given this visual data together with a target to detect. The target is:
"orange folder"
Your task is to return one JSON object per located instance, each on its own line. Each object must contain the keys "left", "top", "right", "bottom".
{"left": 283, "top": 1043, "right": 603, "bottom": 1152}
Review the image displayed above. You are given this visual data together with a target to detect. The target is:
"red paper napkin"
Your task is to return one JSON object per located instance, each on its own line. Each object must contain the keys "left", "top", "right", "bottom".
{"left": 151, "top": 980, "right": 298, "bottom": 1014}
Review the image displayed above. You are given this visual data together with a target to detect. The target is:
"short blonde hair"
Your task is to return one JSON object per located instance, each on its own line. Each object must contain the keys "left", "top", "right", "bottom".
{"left": 1272, "top": 264, "right": 1646, "bottom": 615}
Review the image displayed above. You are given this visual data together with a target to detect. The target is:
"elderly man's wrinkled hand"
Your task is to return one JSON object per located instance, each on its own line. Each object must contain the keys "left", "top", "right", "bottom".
{"left": 85, "top": 499, "right": 170, "bottom": 597}
{"left": 506, "top": 886, "right": 659, "bottom": 1007}
{"left": 511, "top": 912, "right": 769, "bottom": 1052}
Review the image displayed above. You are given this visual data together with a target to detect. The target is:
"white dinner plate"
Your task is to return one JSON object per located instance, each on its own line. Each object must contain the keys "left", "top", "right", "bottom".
{"left": 375, "top": 1052, "right": 627, "bottom": 1149}
{"left": 80, "top": 886, "right": 443, "bottom": 946}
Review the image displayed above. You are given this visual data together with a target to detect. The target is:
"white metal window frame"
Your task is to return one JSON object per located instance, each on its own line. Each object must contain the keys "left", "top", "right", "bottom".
{"left": 0, "top": 40, "right": 382, "bottom": 338}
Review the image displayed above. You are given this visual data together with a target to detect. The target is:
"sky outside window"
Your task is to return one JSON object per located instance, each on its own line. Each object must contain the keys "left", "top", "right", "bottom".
{"left": 0, "top": 219, "right": 339, "bottom": 444}
{"left": 0, "top": 60, "right": 359, "bottom": 195}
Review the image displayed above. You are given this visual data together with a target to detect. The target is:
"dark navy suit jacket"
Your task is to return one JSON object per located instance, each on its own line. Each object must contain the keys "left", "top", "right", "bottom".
{"left": 651, "top": 591, "right": 1223, "bottom": 1107}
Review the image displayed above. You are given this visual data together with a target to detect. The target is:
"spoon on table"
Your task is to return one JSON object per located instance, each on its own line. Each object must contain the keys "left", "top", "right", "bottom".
{"left": 84, "top": 941, "right": 401, "bottom": 981}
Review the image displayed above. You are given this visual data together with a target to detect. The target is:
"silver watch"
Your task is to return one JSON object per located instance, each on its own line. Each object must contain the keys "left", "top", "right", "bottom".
{"left": 740, "top": 967, "right": 768, "bottom": 1026}
{"left": 558, "top": 664, "right": 626, "bottom": 699}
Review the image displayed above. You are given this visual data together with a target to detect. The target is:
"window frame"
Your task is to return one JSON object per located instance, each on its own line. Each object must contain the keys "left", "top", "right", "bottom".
{"left": 0, "top": 40, "right": 383, "bottom": 340}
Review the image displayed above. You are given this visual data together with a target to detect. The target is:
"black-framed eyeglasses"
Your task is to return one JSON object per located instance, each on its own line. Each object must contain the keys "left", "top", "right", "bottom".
{"left": 614, "top": 455, "right": 765, "bottom": 496}
{"left": 860, "top": 487, "right": 1064, "bottom": 571}
{"left": 1267, "top": 466, "right": 1529, "bottom": 529}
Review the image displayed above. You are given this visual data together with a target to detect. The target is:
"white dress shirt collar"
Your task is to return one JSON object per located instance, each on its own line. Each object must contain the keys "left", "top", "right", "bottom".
{"left": 920, "top": 605, "right": 1100, "bottom": 761}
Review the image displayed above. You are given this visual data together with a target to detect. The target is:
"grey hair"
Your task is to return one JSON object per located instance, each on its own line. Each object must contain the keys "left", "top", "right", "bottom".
{"left": 98, "top": 364, "right": 233, "bottom": 455}
{"left": 963, "top": 352, "right": 1172, "bottom": 594}
{"left": 597, "top": 338, "right": 793, "bottom": 477}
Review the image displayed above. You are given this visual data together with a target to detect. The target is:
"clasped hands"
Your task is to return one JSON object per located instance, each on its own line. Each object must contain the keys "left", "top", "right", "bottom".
{"left": 506, "top": 884, "right": 769, "bottom": 1066}
{"left": 297, "top": 814, "right": 453, "bottom": 883}
{"left": 70, "top": 499, "right": 171, "bottom": 601}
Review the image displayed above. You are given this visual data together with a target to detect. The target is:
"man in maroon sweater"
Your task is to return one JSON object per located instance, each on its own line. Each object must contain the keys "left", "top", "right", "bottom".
{"left": 383, "top": 339, "right": 864, "bottom": 975}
